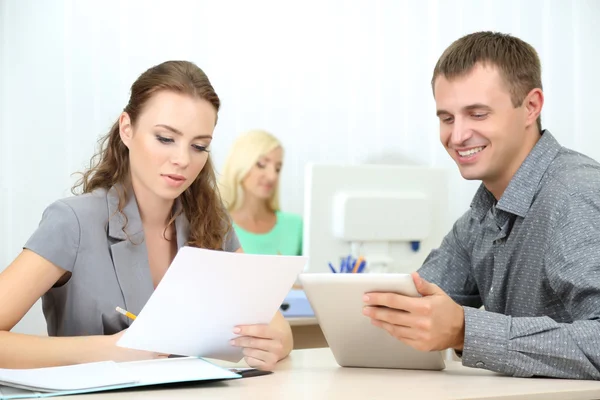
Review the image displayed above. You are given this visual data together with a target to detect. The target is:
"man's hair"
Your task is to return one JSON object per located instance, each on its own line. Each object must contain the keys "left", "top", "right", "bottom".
{"left": 432, "top": 31, "right": 543, "bottom": 132}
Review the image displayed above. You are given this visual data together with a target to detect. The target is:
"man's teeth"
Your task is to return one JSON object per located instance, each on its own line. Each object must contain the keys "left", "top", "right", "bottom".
{"left": 458, "top": 146, "right": 485, "bottom": 157}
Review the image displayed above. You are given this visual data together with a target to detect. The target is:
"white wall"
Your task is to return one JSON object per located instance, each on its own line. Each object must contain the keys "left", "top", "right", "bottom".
{"left": 2, "top": 0, "right": 600, "bottom": 334}
{"left": 0, "top": 1, "right": 6, "bottom": 235}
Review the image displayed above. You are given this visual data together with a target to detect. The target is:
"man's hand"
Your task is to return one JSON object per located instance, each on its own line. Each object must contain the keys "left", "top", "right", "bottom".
{"left": 362, "top": 272, "right": 465, "bottom": 352}
{"left": 230, "top": 324, "right": 287, "bottom": 371}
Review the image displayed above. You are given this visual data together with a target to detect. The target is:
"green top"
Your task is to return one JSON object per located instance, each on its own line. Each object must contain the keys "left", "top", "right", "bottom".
{"left": 233, "top": 211, "right": 303, "bottom": 256}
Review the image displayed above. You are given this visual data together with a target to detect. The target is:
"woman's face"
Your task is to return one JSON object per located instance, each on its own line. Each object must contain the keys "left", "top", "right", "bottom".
{"left": 119, "top": 90, "right": 217, "bottom": 201}
{"left": 242, "top": 147, "right": 283, "bottom": 201}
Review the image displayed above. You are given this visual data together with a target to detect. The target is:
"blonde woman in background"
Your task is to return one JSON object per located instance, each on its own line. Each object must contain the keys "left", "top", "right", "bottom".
{"left": 220, "top": 130, "right": 303, "bottom": 256}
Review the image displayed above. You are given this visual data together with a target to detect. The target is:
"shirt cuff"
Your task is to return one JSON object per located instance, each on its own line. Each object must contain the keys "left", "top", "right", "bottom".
{"left": 461, "top": 307, "right": 513, "bottom": 374}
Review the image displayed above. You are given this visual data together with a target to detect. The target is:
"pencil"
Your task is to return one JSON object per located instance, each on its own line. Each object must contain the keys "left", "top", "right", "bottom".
{"left": 116, "top": 306, "right": 137, "bottom": 321}
{"left": 352, "top": 256, "right": 364, "bottom": 273}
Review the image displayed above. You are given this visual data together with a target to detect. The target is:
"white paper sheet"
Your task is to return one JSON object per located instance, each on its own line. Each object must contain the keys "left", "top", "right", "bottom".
{"left": 117, "top": 247, "right": 307, "bottom": 362}
{"left": 0, "top": 357, "right": 238, "bottom": 398}
{"left": 119, "top": 357, "right": 238, "bottom": 384}
{"left": 0, "top": 362, "right": 135, "bottom": 392}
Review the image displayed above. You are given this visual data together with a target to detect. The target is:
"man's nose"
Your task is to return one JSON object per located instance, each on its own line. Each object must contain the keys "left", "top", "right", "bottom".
{"left": 449, "top": 118, "right": 472, "bottom": 147}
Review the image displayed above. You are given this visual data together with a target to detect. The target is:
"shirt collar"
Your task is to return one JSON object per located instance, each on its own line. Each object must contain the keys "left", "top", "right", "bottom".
{"left": 470, "top": 130, "right": 561, "bottom": 220}
{"left": 107, "top": 183, "right": 189, "bottom": 247}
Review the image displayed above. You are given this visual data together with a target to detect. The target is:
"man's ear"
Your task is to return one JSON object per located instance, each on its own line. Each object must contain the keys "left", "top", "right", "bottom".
{"left": 119, "top": 112, "right": 133, "bottom": 148}
{"left": 524, "top": 88, "right": 544, "bottom": 129}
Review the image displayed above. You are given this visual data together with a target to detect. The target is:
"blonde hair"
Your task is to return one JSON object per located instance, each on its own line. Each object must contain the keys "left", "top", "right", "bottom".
{"left": 219, "top": 129, "right": 283, "bottom": 212}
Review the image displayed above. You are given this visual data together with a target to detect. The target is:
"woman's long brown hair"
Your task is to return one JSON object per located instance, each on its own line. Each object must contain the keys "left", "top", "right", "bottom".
{"left": 72, "top": 60, "right": 230, "bottom": 250}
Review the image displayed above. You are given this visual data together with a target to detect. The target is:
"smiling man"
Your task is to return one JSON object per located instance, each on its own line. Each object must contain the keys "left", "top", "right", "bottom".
{"left": 363, "top": 31, "right": 600, "bottom": 379}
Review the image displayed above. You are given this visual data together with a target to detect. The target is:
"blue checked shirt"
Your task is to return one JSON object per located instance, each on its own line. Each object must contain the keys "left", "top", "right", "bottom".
{"left": 419, "top": 130, "right": 600, "bottom": 379}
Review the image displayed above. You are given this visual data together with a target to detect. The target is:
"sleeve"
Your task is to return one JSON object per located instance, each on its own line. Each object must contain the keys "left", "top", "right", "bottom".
{"left": 23, "top": 200, "right": 81, "bottom": 273}
{"left": 417, "top": 211, "right": 482, "bottom": 308}
{"left": 460, "top": 191, "right": 600, "bottom": 379}
{"left": 222, "top": 225, "right": 241, "bottom": 252}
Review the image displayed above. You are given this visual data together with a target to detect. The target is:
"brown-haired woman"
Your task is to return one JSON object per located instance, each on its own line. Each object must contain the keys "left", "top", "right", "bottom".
{"left": 0, "top": 60, "right": 293, "bottom": 370}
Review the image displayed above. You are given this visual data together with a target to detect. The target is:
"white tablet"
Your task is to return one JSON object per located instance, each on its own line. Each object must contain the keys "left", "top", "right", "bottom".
{"left": 299, "top": 273, "right": 445, "bottom": 370}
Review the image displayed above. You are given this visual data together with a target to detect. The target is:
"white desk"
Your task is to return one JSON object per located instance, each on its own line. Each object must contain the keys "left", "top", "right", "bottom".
{"left": 66, "top": 348, "right": 600, "bottom": 400}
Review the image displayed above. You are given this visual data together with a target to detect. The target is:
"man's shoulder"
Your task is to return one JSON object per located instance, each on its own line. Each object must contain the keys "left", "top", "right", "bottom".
{"left": 544, "top": 148, "right": 600, "bottom": 195}
{"left": 532, "top": 148, "right": 600, "bottom": 220}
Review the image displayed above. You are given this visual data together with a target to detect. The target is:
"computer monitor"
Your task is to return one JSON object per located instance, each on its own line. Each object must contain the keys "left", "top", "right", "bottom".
{"left": 302, "top": 164, "right": 450, "bottom": 274}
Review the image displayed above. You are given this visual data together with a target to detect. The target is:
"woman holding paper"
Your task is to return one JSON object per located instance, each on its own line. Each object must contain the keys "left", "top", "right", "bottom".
{"left": 219, "top": 130, "right": 303, "bottom": 256}
{"left": 0, "top": 61, "right": 293, "bottom": 370}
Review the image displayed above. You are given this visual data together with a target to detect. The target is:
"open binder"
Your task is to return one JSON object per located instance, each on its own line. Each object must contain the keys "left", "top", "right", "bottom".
{"left": 0, "top": 357, "right": 239, "bottom": 399}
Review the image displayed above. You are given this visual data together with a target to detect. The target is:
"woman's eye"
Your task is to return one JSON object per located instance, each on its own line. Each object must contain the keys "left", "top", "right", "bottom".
{"left": 156, "top": 135, "right": 174, "bottom": 144}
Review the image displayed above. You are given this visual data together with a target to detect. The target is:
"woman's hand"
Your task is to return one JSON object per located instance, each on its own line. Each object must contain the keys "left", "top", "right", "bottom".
{"left": 105, "top": 330, "right": 170, "bottom": 362}
{"left": 230, "top": 324, "right": 289, "bottom": 371}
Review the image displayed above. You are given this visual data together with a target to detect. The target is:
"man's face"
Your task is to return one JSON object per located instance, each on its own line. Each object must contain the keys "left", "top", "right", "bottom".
{"left": 434, "top": 63, "right": 532, "bottom": 192}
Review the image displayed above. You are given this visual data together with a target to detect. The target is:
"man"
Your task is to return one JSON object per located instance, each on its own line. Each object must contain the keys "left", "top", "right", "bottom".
{"left": 363, "top": 31, "right": 600, "bottom": 379}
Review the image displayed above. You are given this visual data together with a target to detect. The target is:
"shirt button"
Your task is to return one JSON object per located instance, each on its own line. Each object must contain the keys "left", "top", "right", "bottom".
{"left": 475, "top": 361, "right": 486, "bottom": 368}
{"left": 490, "top": 286, "right": 494, "bottom": 293}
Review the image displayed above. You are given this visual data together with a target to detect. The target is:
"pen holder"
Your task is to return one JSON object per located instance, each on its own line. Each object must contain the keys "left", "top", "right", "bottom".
{"left": 328, "top": 255, "right": 367, "bottom": 273}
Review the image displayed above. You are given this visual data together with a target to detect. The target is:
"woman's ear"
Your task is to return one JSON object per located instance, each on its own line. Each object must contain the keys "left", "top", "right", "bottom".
{"left": 119, "top": 112, "right": 133, "bottom": 148}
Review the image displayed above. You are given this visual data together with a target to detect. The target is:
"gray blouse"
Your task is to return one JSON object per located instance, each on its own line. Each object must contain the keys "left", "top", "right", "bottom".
{"left": 24, "top": 186, "right": 240, "bottom": 336}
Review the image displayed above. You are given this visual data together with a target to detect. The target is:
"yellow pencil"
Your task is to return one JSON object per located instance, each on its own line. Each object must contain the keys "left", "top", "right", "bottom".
{"left": 352, "top": 256, "right": 364, "bottom": 273}
{"left": 116, "top": 306, "right": 137, "bottom": 321}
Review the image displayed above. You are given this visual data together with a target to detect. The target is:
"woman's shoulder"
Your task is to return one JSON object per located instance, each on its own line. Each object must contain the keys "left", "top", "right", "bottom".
{"left": 46, "top": 188, "right": 110, "bottom": 222}
{"left": 24, "top": 188, "right": 113, "bottom": 273}
{"left": 276, "top": 211, "right": 303, "bottom": 228}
